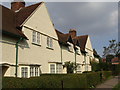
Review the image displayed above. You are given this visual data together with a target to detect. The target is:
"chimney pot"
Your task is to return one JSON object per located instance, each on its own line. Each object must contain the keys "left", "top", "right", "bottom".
{"left": 11, "top": 0, "right": 25, "bottom": 11}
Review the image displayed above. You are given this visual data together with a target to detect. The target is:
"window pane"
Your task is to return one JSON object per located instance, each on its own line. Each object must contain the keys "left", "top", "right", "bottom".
{"left": 37, "top": 33, "right": 40, "bottom": 44}
{"left": 21, "top": 67, "right": 28, "bottom": 78}
{"left": 30, "top": 67, "right": 34, "bottom": 77}
{"left": 35, "top": 67, "right": 38, "bottom": 76}
{"left": 32, "top": 31, "right": 36, "bottom": 43}
{"left": 50, "top": 64, "right": 55, "bottom": 73}
{"left": 47, "top": 37, "right": 49, "bottom": 47}
{"left": 56, "top": 64, "right": 62, "bottom": 73}
{"left": 50, "top": 38, "right": 53, "bottom": 48}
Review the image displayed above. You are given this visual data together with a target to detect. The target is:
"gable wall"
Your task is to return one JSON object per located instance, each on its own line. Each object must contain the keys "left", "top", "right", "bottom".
{"left": 18, "top": 3, "right": 61, "bottom": 74}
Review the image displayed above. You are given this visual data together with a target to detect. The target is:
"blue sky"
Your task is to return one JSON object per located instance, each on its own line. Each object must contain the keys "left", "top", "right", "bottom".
{"left": 1, "top": 1, "right": 118, "bottom": 56}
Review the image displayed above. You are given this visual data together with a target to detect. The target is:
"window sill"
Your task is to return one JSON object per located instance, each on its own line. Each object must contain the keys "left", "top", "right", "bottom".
{"left": 46, "top": 47, "right": 54, "bottom": 50}
{"left": 68, "top": 50, "right": 74, "bottom": 53}
{"left": 32, "top": 43, "right": 41, "bottom": 46}
{"left": 76, "top": 53, "right": 80, "bottom": 55}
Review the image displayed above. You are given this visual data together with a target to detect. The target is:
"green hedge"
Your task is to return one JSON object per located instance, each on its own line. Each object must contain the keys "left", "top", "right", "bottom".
{"left": 85, "top": 72, "right": 101, "bottom": 88}
{"left": 2, "top": 71, "right": 112, "bottom": 88}
{"left": 102, "top": 71, "right": 112, "bottom": 80}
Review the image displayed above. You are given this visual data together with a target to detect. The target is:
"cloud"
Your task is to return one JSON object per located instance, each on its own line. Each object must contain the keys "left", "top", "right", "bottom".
{"left": 1, "top": 2, "right": 118, "bottom": 56}
{"left": 46, "top": 2, "right": 118, "bottom": 56}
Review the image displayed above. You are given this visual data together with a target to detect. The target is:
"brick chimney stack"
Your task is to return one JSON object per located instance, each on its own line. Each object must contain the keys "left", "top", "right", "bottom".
{"left": 11, "top": 0, "right": 25, "bottom": 11}
{"left": 69, "top": 29, "right": 76, "bottom": 38}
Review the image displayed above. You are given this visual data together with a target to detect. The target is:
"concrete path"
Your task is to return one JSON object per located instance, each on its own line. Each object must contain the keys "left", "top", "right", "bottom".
{"left": 95, "top": 76, "right": 119, "bottom": 89}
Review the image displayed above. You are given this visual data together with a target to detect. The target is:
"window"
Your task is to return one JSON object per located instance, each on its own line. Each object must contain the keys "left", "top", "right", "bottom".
{"left": 50, "top": 64, "right": 55, "bottom": 73}
{"left": 56, "top": 64, "right": 62, "bottom": 73}
{"left": 47, "top": 37, "right": 53, "bottom": 48}
{"left": 32, "top": 31, "right": 36, "bottom": 43}
{"left": 68, "top": 42, "right": 74, "bottom": 52}
{"left": 30, "top": 66, "right": 39, "bottom": 77}
{"left": 37, "top": 33, "right": 40, "bottom": 44}
{"left": 21, "top": 67, "right": 28, "bottom": 78}
{"left": 30, "top": 67, "right": 34, "bottom": 77}
{"left": 32, "top": 31, "right": 40, "bottom": 45}
{"left": 76, "top": 46, "right": 80, "bottom": 55}
{"left": 35, "top": 67, "right": 39, "bottom": 76}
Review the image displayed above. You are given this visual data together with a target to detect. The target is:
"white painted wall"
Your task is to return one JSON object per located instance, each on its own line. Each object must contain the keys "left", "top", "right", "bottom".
{"left": 19, "top": 3, "right": 61, "bottom": 74}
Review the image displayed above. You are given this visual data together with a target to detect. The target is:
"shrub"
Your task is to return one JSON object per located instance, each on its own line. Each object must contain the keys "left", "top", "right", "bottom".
{"left": 102, "top": 71, "right": 112, "bottom": 80}
{"left": 85, "top": 72, "right": 101, "bottom": 88}
{"left": 2, "top": 71, "right": 112, "bottom": 88}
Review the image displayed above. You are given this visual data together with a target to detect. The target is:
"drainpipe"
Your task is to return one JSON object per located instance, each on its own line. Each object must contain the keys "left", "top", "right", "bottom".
{"left": 61, "top": 45, "right": 63, "bottom": 63}
{"left": 75, "top": 50, "right": 77, "bottom": 73}
{"left": 84, "top": 53, "right": 86, "bottom": 71}
{"left": 15, "top": 37, "right": 23, "bottom": 77}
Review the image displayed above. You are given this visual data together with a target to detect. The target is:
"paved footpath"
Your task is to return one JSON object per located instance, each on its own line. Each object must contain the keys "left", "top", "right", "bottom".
{"left": 95, "top": 76, "right": 119, "bottom": 89}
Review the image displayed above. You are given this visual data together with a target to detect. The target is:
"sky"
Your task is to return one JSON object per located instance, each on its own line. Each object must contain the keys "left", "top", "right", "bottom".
{"left": 1, "top": 0, "right": 118, "bottom": 56}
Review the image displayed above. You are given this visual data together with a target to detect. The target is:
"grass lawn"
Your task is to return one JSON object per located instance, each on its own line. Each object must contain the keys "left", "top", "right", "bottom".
{"left": 112, "top": 82, "right": 120, "bottom": 90}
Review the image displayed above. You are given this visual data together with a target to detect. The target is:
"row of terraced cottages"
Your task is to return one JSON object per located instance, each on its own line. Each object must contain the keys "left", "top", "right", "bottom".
{"left": 0, "top": 1, "right": 99, "bottom": 78}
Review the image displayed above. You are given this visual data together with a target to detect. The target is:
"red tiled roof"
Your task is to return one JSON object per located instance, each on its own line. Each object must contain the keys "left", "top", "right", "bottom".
{"left": 1, "top": 2, "right": 43, "bottom": 39}
{"left": 15, "top": 2, "right": 43, "bottom": 27}
{"left": 112, "top": 57, "right": 120, "bottom": 63}
{"left": 55, "top": 29, "right": 73, "bottom": 45}
{"left": 74, "top": 35, "right": 88, "bottom": 50}
{"left": 55, "top": 29, "right": 88, "bottom": 52}
{"left": 0, "top": 5, "right": 27, "bottom": 39}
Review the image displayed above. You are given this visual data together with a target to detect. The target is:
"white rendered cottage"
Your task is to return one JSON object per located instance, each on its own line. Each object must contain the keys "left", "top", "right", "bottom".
{"left": 0, "top": 1, "right": 97, "bottom": 78}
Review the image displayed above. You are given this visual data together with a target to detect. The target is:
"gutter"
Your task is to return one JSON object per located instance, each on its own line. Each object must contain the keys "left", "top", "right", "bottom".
{"left": 15, "top": 37, "right": 23, "bottom": 77}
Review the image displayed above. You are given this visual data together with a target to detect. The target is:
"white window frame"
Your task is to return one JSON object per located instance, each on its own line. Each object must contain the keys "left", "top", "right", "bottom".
{"left": 47, "top": 36, "right": 53, "bottom": 49}
{"left": 21, "top": 67, "right": 28, "bottom": 78}
{"left": 56, "top": 64, "right": 62, "bottom": 73}
{"left": 30, "top": 66, "right": 40, "bottom": 77}
{"left": 49, "top": 63, "right": 62, "bottom": 74}
{"left": 76, "top": 46, "right": 80, "bottom": 55}
{"left": 35, "top": 67, "right": 39, "bottom": 76}
{"left": 32, "top": 31, "right": 41, "bottom": 45}
{"left": 50, "top": 64, "right": 55, "bottom": 73}
{"left": 30, "top": 66, "right": 34, "bottom": 77}
{"left": 67, "top": 42, "right": 74, "bottom": 52}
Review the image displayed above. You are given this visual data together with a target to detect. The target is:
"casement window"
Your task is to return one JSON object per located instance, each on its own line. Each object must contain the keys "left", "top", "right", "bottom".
{"left": 35, "top": 67, "right": 39, "bottom": 76}
{"left": 21, "top": 67, "right": 28, "bottom": 78}
{"left": 30, "top": 66, "right": 39, "bottom": 77}
{"left": 32, "top": 31, "right": 41, "bottom": 45}
{"left": 47, "top": 37, "right": 53, "bottom": 48}
{"left": 56, "top": 64, "right": 62, "bottom": 73}
{"left": 30, "top": 67, "right": 34, "bottom": 77}
{"left": 50, "top": 64, "right": 55, "bottom": 73}
{"left": 50, "top": 63, "right": 62, "bottom": 73}
{"left": 67, "top": 42, "right": 74, "bottom": 52}
{"left": 76, "top": 46, "right": 80, "bottom": 55}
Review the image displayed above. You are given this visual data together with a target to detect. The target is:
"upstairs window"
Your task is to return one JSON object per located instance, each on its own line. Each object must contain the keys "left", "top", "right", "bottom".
{"left": 76, "top": 46, "right": 80, "bottom": 55}
{"left": 67, "top": 42, "right": 74, "bottom": 52}
{"left": 32, "top": 31, "right": 41, "bottom": 45}
{"left": 47, "top": 37, "right": 53, "bottom": 48}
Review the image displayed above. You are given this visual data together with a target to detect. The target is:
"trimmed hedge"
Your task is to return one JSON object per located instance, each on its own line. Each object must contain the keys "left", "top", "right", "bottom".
{"left": 102, "top": 71, "right": 112, "bottom": 80}
{"left": 2, "top": 71, "right": 112, "bottom": 88}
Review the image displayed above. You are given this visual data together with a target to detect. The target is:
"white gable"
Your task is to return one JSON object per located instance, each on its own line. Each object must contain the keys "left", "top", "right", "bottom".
{"left": 85, "top": 36, "right": 93, "bottom": 50}
{"left": 23, "top": 2, "right": 58, "bottom": 40}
